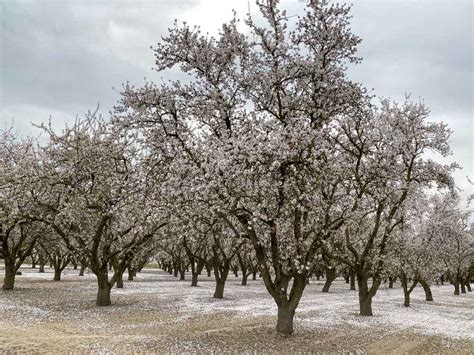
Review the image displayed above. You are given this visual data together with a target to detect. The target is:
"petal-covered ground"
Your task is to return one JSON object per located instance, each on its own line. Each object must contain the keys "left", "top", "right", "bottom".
{"left": 0, "top": 265, "right": 473, "bottom": 353}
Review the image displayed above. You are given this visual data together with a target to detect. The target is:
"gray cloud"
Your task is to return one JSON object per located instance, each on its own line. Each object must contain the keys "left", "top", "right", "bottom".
{"left": 1, "top": 0, "right": 472, "bottom": 199}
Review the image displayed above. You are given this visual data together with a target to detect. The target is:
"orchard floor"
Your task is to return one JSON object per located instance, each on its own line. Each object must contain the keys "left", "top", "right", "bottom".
{"left": 0, "top": 265, "right": 473, "bottom": 354}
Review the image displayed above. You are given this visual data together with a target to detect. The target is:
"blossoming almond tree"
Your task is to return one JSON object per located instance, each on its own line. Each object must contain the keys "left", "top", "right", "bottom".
{"left": 0, "top": 128, "right": 43, "bottom": 290}
{"left": 326, "top": 98, "right": 457, "bottom": 315}
{"left": 114, "top": 0, "right": 367, "bottom": 335}
{"left": 32, "top": 111, "right": 167, "bottom": 305}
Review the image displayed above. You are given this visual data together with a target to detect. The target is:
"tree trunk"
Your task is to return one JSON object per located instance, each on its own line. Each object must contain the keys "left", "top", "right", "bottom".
{"left": 207, "top": 268, "right": 212, "bottom": 277}
{"left": 460, "top": 282, "right": 466, "bottom": 294}
{"left": 322, "top": 268, "right": 336, "bottom": 292}
{"left": 276, "top": 304, "right": 296, "bottom": 336}
{"left": 252, "top": 271, "right": 257, "bottom": 280}
{"left": 403, "top": 290, "right": 410, "bottom": 307}
{"left": 466, "top": 282, "right": 472, "bottom": 292}
{"left": 214, "top": 279, "right": 225, "bottom": 298}
{"left": 419, "top": 279, "right": 433, "bottom": 301}
{"left": 2, "top": 260, "right": 16, "bottom": 290}
{"left": 96, "top": 276, "right": 112, "bottom": 306}
{"left": 79, "top": 264, "right": 86, "bottom": 276}
{"left": 357, "top": 272, "right": 374, "bottom": 316}
{"left": 350, "top": 271, "right": 356, "bottom": 290}
{"left": 180, "top": 270, "right": 185, "bottom": 281}
{"left": 39, "top": 263, "right": 45, "bottom": 273}
{"left": 116, "top": 272, "right": 124, "bottom": 288}
{"left": 388, "top": 277, "right": 394, "bottom": 289}
{"left": 191, "top": 272, "right": 199, "bottom": 287}
{"left": 53, "top": 267, "right": 62, "bottom": 281}
{"left": 453, "top": 279, "right": 460, "bottom": 295}
{"left": 241, "top": 273, "right": 248, "bottom": 286}
{"left": 173, "top": 267, "right": 178, "bottom": 278}
{"left": 127, "top": 267, "right": 134, "bottom": 281}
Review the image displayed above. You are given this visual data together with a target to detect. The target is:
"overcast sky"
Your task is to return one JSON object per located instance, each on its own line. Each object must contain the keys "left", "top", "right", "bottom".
{"left": 1, "top": 0, "right": 472, "bottom": 201}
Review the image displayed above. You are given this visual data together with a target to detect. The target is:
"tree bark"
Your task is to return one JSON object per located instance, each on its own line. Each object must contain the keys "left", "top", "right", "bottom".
{"left": 388, "top": 277, "right": 394, "bottom": 289}
{"left": 79, "top": 264, "right": 86, "bottom": 276}
{"left": 350, "top": 271, "right": 356, "bottom": 290}
{"left": 53, "top": 267, "right": 62, "bottom": 281}
{"left": 322, "top": 268, "right": 336, "bottom": 292}
{"left": 357, "top": 271, "right": 379, "bottom": 316}
{"left": 419, "top": 279, "right": 433, "bottom": 301}
{"left": 116, "top": 271, "right": 124, "bottom": 288}
{"left": 276, "top": 304, "right": 296, "bottom": 336}
{"left": 453, "top": 279, "right": 460, "bottom": 295}
{"left": 252, "top": 271, "right": 257, "bottom": 280}
{"left": 179, "top": 270, "right": 185, "bottom": 281}
{"left": 241, "top": 273, "right": 249, "bottom": 286}
{"left": 191, "top": 273, "right": 199, "bottom": 287}
{"left": 214, "top": 279, "right": 226, "bottom": 298}
{"left": 127, "top": 267, "right": 135, "bottom": 281}
{"left": 96, "top": 276, "right": 112, "bottom": 306}
{"left": 2, "top": 259, "right": 16, "bottom": 290}
{"left": 400, "top": 272, "right": 417, "bottom": 307}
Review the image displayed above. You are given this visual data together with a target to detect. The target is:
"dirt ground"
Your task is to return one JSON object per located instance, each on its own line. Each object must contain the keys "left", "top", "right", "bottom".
{"left": 0, "top": 265, "right": 473, "bottom": 354}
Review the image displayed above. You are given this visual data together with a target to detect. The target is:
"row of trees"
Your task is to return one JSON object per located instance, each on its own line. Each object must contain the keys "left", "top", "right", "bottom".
{"left": 1, "top": 0, "right": 472, "bottom": 335}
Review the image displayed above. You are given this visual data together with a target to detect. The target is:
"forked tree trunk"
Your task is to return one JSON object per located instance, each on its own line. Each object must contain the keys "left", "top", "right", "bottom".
{"left": 400, "top": 273, "right": 417, "bottom": 307}
{"left": 419, "top": 279, "right": 433, "bottom": 301}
